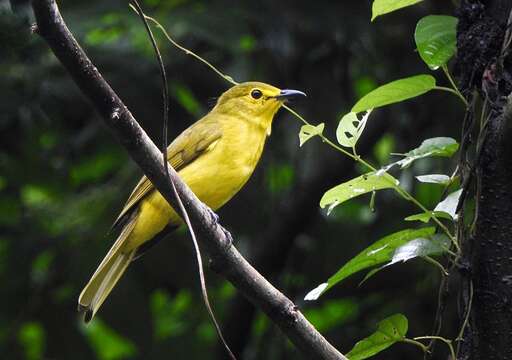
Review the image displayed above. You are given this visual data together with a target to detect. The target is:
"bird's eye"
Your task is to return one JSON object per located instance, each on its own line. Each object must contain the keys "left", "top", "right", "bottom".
{"left": 251, "top": 89, "right": 263, "bottom": 99}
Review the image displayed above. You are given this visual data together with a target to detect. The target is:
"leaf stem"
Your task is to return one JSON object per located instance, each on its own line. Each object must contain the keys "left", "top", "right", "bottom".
{"left": 401, "top": 338, "right": 429, "bottom": 353}
{"left": 414, "top": 336, "right": 456, "bottom": 360}
{"left": 442, "top": 65, "right": 468, "bottom": 108}
{"left": 456, "top": 279, "right": 473, "bottom": 341}
{"left": 423, "top": 256, "right": 449, "bottom": 275}
{"left": 435, "top": 85, "right": 468, "bottom": 108}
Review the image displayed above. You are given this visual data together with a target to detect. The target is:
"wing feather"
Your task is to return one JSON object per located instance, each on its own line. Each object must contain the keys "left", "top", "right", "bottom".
{"left": 112, "top": 116, "right": 222, "bottom": 228}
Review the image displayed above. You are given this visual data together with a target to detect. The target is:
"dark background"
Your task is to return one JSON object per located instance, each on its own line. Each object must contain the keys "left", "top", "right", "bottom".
{"left": 0, "top": 0, "right": 464, "bottom": 359}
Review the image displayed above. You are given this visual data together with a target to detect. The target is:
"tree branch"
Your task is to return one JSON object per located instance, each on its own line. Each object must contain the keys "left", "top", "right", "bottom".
{"left": 30, "top": 0, "right": 346, "bottom": 358}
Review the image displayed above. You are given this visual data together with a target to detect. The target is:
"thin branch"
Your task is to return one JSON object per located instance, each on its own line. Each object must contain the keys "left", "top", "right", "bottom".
{"left": 30, "top": 0, "right": 346, "bottom": 359}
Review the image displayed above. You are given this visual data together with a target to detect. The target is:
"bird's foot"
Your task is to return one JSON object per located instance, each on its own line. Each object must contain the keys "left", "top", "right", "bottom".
{"left": 204, "top": 204, "right": 220, "bottom": 225}
{"left": 220, "top": 226, "right": 233, "bottom": 248}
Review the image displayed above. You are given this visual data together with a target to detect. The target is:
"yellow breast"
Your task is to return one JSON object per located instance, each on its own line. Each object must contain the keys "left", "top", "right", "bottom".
{"left": 125, "top": 115, "right": 269, "bottom": 250}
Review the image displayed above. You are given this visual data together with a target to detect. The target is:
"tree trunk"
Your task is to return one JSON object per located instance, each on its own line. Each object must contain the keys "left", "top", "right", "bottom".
{"left": 457, "top": 1, "right": 512, "bottom": 359}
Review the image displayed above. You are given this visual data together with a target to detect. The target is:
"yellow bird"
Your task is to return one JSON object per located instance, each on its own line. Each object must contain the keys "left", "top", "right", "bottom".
{"left": 78, "top": 81, "right": 306, "bottom": 321}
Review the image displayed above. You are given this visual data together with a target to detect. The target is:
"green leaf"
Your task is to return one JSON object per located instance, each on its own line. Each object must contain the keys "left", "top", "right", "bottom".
{"left": 352, "top": 75, "right": 436, "bottom": 113}
{"left": 70, "top": 151, "right": 123, "bottom": 186}
{"left": 150, "top": 289, "right": 191, "bottom": 340}
{"left": 434, "top": 189, "right": 462, "bottom": 220}
{"left": 405, "top": 211, "right": 452, "bottom": 223}
{"left": 361, "top": 234, "right": 450, "bottom": 285}
{"left": 380, "top": 137, "right": 459, "bottom": 171}
{"left": 389, "top": 234, "right": 450, "bottom": 265}
{"left": 266, "top": 164, "right": 295, "bottom": 194}
{"left": 372, "top": 0, "right": 424, "bottom": 21}
{"left": 346, "top": 314, "right": 408, "bottom": 360}
{"left": 299, "top": 123, "right": 324, "bottom": 147}
{"left": 415, "top": 174, "right": 451, "bottom": 185}
{"left": 81, "top": 319, "right": 137, "bottom": 360}
{"left": 304, "top": 299, "right": 359, "bottom": 332}
{"left": 373, "top": 134, "right": 395, "bottom": 164}
{"left": 171, "top": 83, "right": 202, "bottom": 117}
{"left": 31, "top": 251, "right": 55, "bottom": 285}
{"left": 415, "top": 15, "right": 458, "bottom": 70}
{"left": 18, "top": 322, "right": 45, "bottom": 360}
{"left": 320, "top": 172, "right": 397, "bottom": 215}
{"left": 336, "top": 111, "right": 373, "bottom": 149}
{"left": 304, "top": 227, "right": 435, "bottom": 300}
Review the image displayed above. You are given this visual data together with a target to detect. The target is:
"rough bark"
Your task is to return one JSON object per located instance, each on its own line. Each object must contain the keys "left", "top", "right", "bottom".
{"left": 457, "top": 1, "right": 512, "bottom": 358}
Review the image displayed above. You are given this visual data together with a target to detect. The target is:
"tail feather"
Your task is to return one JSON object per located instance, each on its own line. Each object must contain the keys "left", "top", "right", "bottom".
{"left": 79, "top": 216, "right": 137, "bottom": 322}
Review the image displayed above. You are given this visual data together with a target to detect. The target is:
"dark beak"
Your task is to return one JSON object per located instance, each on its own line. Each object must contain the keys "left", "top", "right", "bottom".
{"left": 275, "top": 89, "right": 307, "bottom": 101}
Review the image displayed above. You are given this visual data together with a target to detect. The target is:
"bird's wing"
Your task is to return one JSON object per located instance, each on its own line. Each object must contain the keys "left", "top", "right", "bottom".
{"left": 112, "top": 116, "right": 222, "bottom": 228}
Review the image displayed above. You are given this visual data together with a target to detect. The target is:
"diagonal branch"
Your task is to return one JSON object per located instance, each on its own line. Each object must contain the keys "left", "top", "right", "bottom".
{"left": 30, "top": 0, "right": 347, "bottom": 359}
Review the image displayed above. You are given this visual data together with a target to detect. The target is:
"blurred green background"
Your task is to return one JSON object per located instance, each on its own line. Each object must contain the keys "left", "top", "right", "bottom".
{"left": 0, "top": 0, "right": 463, "bottom": 359}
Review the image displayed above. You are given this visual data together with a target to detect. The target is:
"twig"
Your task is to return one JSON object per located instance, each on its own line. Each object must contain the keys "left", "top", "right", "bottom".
{"left": 31, "top": 1, "right": 346, "bottom": 358}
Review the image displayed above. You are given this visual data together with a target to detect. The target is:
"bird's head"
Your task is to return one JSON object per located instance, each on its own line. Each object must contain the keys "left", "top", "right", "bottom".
{"left": 213, "top": 82, "right": 306, "bottom": 131}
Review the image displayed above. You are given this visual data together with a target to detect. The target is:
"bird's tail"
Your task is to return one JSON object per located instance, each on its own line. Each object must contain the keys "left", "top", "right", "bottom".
{"left": 78, "top": 220, "right": 137, "bottom": 322}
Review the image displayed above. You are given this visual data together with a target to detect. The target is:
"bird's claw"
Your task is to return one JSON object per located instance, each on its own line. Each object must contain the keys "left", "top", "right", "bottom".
{"left": 221, "top": 226, "right": 233, "bottom": 247}
{"left": 204, "top": 204, "right": 220, "bottom": 225}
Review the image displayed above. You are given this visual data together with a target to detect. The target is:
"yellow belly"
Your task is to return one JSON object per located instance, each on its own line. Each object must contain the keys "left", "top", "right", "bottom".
{"left": 124, "top": 132, "right": 263, "bottom": 251}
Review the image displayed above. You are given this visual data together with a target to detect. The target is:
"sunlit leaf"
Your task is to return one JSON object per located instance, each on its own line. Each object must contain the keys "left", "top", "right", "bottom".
{"left": 434, "top": 189, "right": 462, "bottom": 220}
{"left": 372, "top": 0, "right": 424, "bottom": 21}
{"left": 415, "top": 174, "right": 451, "bottom": 185}
{"left": 378, "top": 137, "right": 459, "bottom": 172}
{"left": 320, "top": 172, "right": 397, "bottom": 215}
{"left": 346, "top": 314, "right": 408, "bottom": 360}
{"left": 360, "top": 234, "right": 450, "bottom": 285}
{"left": 404, "top": 137, "right": 458, "bottom": 158}
{"left": 305, "top": 227, "right": 434, "bottom": 299}
{"left": 352, "top": 75, "right": 436, "bottom": 113}
{"left": 389, "top": 234, "right": 450, "bottom": 265}
{"left": 415, "top": 15, "right": 457, "bottom": 70}
{"left": 336, "top": 110, "right": 373, "bottom": 149}
{"left": 299, "top": 123, "right": 324, "bottom": 147}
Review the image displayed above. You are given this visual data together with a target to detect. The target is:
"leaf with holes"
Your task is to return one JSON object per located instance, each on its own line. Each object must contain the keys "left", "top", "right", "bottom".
{"left": 299, "top": 123, "right": 325, "bottom": 147}
{"left": 336, "top": 110, "right": 373, "bottom": 149}
{"left": 415, "top": 15, "right": 458, "bottom": 70}
{"left": 304, "top": 227, "right": 435, "bottom": 300}
{"left": 346, "top": 314, "right": 408, "bottom": 360}
{"left": 372, "top": 0, "right": 424, "bottom": 21}
{"left": 352, "top": 75, "right": 436, "bottom": 113}
{"left": 320, "top": 172, "right": 397, "bottom": 215}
